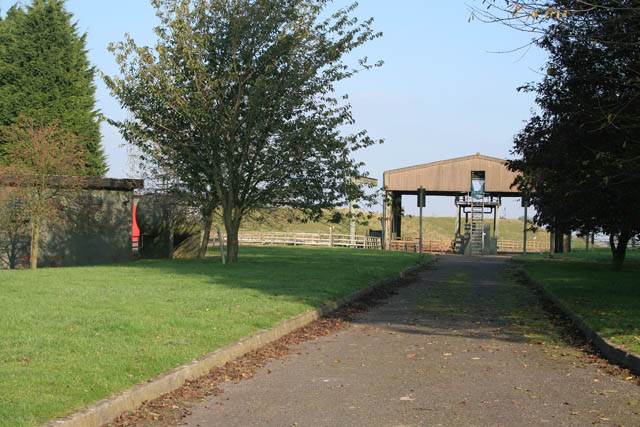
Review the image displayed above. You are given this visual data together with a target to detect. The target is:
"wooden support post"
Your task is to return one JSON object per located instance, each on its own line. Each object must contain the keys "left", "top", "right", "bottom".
{"left": 418, "top": 186, "right": 425, "bottom": 259}
{"left": 391, "top": 191, "right": 402, "bottom": 239}
{"left": 496, "top": 197, "right": 501, "bottom": 239}
{"left": 549, "top": 231, "right": 555, "bottom": 258}
{"left": 382, "top": 190, "right": 391, "bottom": 250}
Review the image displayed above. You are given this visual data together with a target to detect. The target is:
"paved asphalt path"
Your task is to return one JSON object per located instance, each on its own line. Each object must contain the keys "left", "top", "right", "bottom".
{"left": 182, "top": 255, "right": 640, "bottom": 426}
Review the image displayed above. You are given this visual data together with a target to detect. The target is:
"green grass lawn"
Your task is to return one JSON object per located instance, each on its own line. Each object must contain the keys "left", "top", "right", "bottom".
{"left": 517, "top": 248, "right": 640, "bottom": 355}
{"left": 0, "top": 246, "right": 420, "bottom": 426}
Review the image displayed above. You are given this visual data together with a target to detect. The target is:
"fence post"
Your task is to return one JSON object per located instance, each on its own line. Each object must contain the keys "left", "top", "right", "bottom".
{"left": 330, "top": 227, "right": 334, "bottom": 247}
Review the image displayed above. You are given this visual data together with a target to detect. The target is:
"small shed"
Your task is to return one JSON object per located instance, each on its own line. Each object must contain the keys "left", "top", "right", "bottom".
{"left": 0, "top": 177, "right": 144, "bottom": 269}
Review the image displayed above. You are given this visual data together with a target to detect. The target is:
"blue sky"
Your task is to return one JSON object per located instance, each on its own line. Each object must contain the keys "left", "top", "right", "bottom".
{"left": 1, "top": 1, "right": 547, "bottom": 217}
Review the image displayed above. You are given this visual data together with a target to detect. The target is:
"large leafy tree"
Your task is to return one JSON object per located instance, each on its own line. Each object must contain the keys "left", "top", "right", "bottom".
{"left": 508, "top": 1, "right": 640, "bottom": 269}
{"left": 105, "top": 0, "right": 382, "bottom": 263}
{"left": 0, "top": 0, "right": 107, "bottom": 175}
{"left": 0, "top": 116, "right": 87, "bottom": 270}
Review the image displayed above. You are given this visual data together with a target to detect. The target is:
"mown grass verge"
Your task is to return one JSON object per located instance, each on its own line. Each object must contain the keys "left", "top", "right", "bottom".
{"left": 0, "top": 246, "right": 421, "bottom": 426}
{"left": 517, "top": 248, "right": 640, "bottom": 355}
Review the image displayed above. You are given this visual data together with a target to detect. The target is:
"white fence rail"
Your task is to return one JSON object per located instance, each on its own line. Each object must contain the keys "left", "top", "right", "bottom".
{"left": 210, "top": 231, "right": 382, "bottom": 250}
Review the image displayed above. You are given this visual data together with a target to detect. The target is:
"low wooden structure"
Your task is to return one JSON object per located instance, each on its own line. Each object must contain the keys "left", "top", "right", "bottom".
{"left": 383, "top": 154, "right": 526, "bottom": 255}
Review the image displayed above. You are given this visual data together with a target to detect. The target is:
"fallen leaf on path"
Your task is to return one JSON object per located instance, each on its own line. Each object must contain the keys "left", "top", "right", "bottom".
{"left": 400, "top": 397, "right": 415, "bottom": 401}
{"left": 443, "top": 353, "right": 453, "bottom": 356}
{"left": 406, "top": 354, "right": 416, "bottom": 358}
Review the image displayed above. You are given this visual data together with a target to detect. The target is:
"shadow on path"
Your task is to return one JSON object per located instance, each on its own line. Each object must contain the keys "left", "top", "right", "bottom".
{"left": 178, "top": 255, "right": 640, "bottom": 426}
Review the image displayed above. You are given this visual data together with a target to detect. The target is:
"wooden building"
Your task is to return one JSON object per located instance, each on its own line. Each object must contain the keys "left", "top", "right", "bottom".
{"left": 382, "top": 153, "right": 524, "bottom": 254}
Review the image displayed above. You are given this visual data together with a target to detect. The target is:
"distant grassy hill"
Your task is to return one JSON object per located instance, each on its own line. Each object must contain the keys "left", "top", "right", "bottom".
{"left": 213, "top": 207, "right": 562, "bottom": 245}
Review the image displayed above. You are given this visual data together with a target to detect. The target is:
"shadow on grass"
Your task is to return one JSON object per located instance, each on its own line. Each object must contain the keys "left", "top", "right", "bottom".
{"left": 96, "top": 245, "right": 421, "bottom": 308}
{"left": 519, "top": 256, "right": 640, "bottom": 354}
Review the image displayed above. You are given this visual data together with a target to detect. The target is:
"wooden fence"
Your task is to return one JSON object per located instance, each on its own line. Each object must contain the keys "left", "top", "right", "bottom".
{"left": 210, "top": 231, "right": 382, "bottom": 250}
{"left": 389, "top": 238, "right": 453, "bottom": 253}
{"left": 389, "top": 237, "right": 549, "bottom": 254}
{"left": 497, "top": 239, "right": 549, "bottom": 253}
{"left": 206, "top": 232, "right": 548, "bottom": 254}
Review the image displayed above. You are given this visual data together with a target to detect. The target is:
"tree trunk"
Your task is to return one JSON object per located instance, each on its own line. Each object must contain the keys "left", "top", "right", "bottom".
{"left": 222, "top": 207, "right": 240, "bottom": 264}
{"left": 226, "top": 223, "right": 239, "bottom": 264}
{"left": 198, "top": 213, "right": 213, "bottom": 259}
{"left": 555, "top": 232, "right": 564, "bottom": 254}
{"left": 30, "top": 221, "right": 40, "bottom": 270}
{"left": 610, "top": 232, "right": 630, "bottom": 271}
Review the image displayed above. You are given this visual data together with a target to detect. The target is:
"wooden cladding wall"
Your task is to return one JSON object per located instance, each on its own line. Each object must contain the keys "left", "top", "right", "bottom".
{"left": 383, "top": 154, "right": 521, "bottom": 195}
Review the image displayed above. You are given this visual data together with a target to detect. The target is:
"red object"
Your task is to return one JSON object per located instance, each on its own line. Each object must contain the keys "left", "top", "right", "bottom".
{"left": 132, "top": 205, "right": 140, "bottom": 244}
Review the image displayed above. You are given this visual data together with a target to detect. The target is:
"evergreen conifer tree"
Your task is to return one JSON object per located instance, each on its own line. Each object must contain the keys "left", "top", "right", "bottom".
{"left": 0, "top": 0, "right": 107, "bottom": 176}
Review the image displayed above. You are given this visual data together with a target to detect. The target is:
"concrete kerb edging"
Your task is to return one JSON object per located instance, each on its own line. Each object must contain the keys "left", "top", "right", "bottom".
{"left": 519, "top": 268, "right": 640, "bottom": 376}
{"left": 44, "top": 260, "right": 431, "bottom": 427}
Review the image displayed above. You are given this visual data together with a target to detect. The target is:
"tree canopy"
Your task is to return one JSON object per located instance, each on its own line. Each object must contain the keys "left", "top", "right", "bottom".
{"left": 0, "top": 0, "right": 106, "bottom": 175}
{"left": 503, "top": 1, "right": 640, "bottom": 268}
{"left": 105, "top": 0, "right": 382, "bottom": 263}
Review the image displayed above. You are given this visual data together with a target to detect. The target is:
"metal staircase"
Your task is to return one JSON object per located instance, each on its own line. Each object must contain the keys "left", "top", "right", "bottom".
{"left": 470, "top": 198, "right": 485, "bottom": 255}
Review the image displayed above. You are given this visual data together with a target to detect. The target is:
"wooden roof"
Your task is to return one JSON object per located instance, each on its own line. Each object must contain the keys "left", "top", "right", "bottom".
{"left": 383, "top": 153, "right": 521, "bottom": 197}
